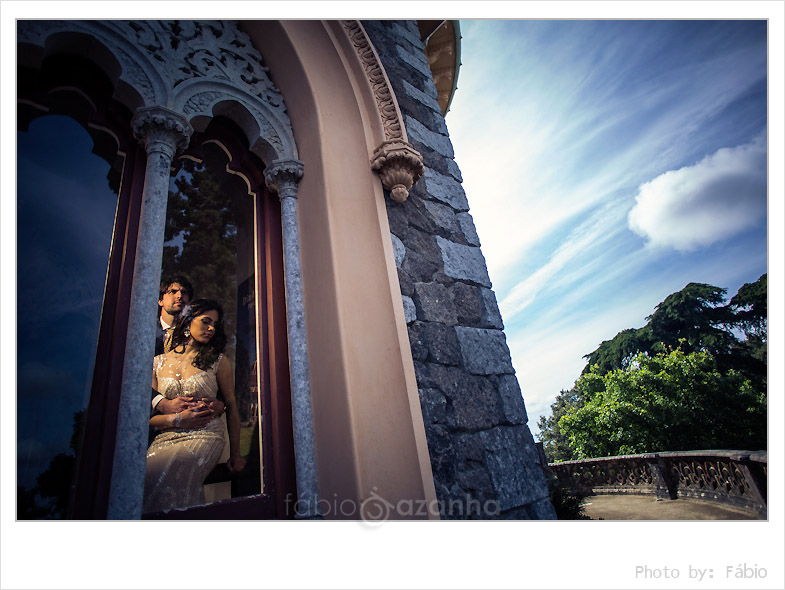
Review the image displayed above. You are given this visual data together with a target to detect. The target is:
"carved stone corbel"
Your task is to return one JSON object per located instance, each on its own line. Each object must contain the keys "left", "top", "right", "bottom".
{"left": 341, "top": 21, "right": 425, "bottom": 203}
{"left": 370, "top": 140, "right": 425, "bottom": 203}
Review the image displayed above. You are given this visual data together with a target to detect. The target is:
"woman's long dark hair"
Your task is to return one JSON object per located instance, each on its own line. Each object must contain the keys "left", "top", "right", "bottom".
{"left": 170, "top": 298, "right": 227, "bottom": 370}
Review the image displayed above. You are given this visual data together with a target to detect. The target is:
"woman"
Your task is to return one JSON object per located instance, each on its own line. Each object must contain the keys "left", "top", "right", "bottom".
{"left": 144, "top": 299, "right": 246, "bottom": 513}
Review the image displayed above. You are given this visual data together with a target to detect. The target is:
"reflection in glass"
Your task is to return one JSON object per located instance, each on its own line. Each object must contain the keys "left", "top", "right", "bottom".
{"left": 17, "top": 115, "right": 118, "bottom": 518}
{"left": 160, "top": 141, "right": 262, "bottom": 505}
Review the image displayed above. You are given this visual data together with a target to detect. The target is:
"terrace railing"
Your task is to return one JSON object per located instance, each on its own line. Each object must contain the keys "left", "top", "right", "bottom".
{"left": 548, "top": 450, "right": 767, "bottom": 518}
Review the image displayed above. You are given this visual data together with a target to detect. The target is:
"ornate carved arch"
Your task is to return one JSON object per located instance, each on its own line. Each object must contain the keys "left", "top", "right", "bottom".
{"left": 17, "top": 20, "right": 298, "bottom": 164}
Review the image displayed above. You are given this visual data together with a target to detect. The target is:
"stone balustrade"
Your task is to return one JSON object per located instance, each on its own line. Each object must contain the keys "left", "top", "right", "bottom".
{"left": 549, "top": 450, "right": 767, "bottom": 518}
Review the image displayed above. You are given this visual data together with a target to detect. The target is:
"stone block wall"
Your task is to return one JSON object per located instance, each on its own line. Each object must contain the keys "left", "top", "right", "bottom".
{"left": 362, "top": 20, "right": 556, "bottom": 519}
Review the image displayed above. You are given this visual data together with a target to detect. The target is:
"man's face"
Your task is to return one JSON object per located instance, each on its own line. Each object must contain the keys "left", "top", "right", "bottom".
{"left": 159, "top": 282, "right": 190, "bottom": 316}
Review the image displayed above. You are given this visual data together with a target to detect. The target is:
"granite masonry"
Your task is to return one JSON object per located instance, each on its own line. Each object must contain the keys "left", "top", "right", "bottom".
{"left": 363, "top": 20, "right": 556, "bottom": 519}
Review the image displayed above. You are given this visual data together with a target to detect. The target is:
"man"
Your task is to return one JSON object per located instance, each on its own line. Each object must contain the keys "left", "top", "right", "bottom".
{"left": 155, "top": 275, "right": 192, "bottom": 356}
{"left": 152, "top": 275, "right": 224, "bottom": 417}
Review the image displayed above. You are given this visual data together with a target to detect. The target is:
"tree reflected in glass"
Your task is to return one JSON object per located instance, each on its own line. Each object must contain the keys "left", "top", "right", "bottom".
{"left": 162, "top": 142, "right": 262, "bottom": 500}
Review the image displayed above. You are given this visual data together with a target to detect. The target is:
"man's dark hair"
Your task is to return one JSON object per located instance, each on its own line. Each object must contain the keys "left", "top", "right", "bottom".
{"left": 158, "top": 274, "right": 194, "bottom": 301}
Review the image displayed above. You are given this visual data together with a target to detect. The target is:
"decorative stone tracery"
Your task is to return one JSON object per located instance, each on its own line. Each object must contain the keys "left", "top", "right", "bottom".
{"left": 551, "top": 451, "right": 768, "bottom": 517}
{"left": 342, "top": 20, "right": 425, "bottom": 202}
{"left": 18, "top": 20, "right": 297, "bottom": 163}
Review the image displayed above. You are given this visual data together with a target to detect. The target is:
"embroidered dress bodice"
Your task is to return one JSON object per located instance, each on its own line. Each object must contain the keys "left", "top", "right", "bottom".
{"left": 144, "top": 352, "right": 226, "bottom": 513}
{"left": 155, "top": 354, "right": 220, "bottom": 404}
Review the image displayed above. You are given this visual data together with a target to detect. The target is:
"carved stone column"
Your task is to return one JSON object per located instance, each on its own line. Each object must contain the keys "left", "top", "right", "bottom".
{"left": 107, "top": 106, "right": 192, "bottom": 519}
{"left": 264, "top": 159, "right": 321, "bottom": 519}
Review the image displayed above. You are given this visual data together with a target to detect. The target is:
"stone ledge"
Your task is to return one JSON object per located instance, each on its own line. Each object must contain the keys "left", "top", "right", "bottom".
{"left": 403, "top": 79, "right": 442, "bottom": 113}
{"left": 390, "top": 21, "right": 424, "bottom": 52}
{"left": 419, "top": 322, "right": 461, "bottom": 365}
{"left": 456, "top": 212, "right": 480, "bottom": 246}
{"left": 480, "top": 426, "right": 552, "bottom": 511}
{"left": 396, "top": 44, "right": 433, "bottom": 79}
{"left": 495, "top": 374, "right": 528, "bottom": 425}
{"left": 450, "top": 282, "right": 483, "bottom": 326}
{"left": 402, "top": 295, "right": 417, "bottom": 324}
{"left": 420, "top": 167, "right": 469, "bottom": 211}
{"left": 454, "top": 326, "right": 514, "bottom": 375}
{"left": 413, "top": 281, "right": 458, "bottom": 324}
{"left": 419, "top": 387, "right": 447, "bottom": 424}
{"left": 446, "top": 158, "right": 463, "bottom": 182}
{"left": 436, "top": 236, "right": 492, "bottom": 287}
{"left": 390, "top": 233, "right": 405, "bottom": 267}
{"left": 423, "top": 200, "right": 461, "bottom": 238}
{"left": 480, "top": 288, "right": 504, "bottom": 329}
{"left": 405, "top": 116, "right": 455, "bottom": 160}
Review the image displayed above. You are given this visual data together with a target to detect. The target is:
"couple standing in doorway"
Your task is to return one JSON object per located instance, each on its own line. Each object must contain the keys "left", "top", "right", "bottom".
{"left": 143, "top": 275, "right": 246, "bottom": 514}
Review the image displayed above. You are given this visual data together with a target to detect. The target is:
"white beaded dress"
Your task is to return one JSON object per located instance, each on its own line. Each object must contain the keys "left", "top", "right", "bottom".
{"left": 143, "top": 353, "right": 226, "bottom": 513}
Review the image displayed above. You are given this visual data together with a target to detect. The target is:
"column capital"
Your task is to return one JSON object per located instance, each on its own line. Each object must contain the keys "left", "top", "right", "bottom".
{"left": 264, "top": 159, "right": 305, "bottom": 200}
{"left": 370, "top": 140, "right": 424, "bottom": 203}
{"left": 131, "top": 106, "right": 193, "bottom": 159}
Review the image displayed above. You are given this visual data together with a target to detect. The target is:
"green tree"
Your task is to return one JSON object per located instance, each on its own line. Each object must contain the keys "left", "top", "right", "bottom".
{"left": 18, "top": 410, "right": 86, "bottom": 519}
{"left": 537, "top": 386, "right": 584, "bottom": 462}
{"left": 729, "top": 273, "right": 767, "bottom": 341}
{"left": 726, "top": 274, "right": 767, "bottom": 387}
{"left": 538, "top": 275, "right": 767, "bottom": 459}
{"left": 583, "top": 279, "right": 765, "bottom": 375}
{"left": 559, "top": 348, "right": 766, "bottom": 459}
{"left": 581, "top": 328, "right": 650, "bottom": 376}
{"left": 642, "top": 283, "right": 736, "bottom": 356}
{"left": 163, "top": 157, "right": 242, "bottom": 340}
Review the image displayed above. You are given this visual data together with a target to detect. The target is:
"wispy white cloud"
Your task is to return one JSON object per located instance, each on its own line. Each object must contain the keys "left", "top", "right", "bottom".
{"left": 450, "top": 21, "right": 767, "bottom": 286}
{"left": 628, "top": 133, "right": 767, "bottom": 251}
{"left": 497, "top": 201, "right": 626, "bottom": 319}
{"left": 447, "top": 20, "right": 769, "bottom": 438}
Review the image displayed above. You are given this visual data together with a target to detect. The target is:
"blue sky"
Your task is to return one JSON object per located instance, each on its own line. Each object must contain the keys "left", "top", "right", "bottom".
{"left": 446, "top": 20, "right": 769, "bottom": 436}
{"left": 16, "top": 116, "right": 117, "bottom": 488}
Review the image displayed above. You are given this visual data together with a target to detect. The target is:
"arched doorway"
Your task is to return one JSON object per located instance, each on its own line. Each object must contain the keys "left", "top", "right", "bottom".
{"left": 144, "top": 118, "right": 296, "bottom": 519}
{"left": 17, "top": 25, "right": 297, "bottom": 519}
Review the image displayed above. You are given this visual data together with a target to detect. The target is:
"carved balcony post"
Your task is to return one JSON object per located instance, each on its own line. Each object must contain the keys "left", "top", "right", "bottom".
{"left": 264, "top": 159, "right": 321, "bottom": 519}
{"left": 107, "top": 106, "right": 192, "bottom": 519}
{"left": 648, "top": 456, "right": 676, "bottom": 500}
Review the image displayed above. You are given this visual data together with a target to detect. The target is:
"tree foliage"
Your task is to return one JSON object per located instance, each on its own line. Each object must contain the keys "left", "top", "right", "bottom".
{"left": 538, "top": 275, "right": 767, "bottom": 461}
{"left": 729, "top": 273, "right": 767, "bottom": 340}
{"left": 583, "top": 282, "right": 741, "bottom": 374}
{"left": 162, "top": 157, "right": 241, "bottom": 339}
{"left": 537, "top": 386, "right": 583, "bottom": 462}
{"left": 559, "top": 348, "right": 766, "bottom": 459}
{"left": 18, "top": 410, "right": 85, "bottom": 519}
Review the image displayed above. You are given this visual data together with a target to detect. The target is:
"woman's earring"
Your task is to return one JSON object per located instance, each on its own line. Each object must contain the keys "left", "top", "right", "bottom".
{"left": 185, "top": 328, "right": 191, "bottom": 338}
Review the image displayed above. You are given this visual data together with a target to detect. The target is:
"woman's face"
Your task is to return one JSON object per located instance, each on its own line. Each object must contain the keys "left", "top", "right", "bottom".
{"left": 189, "top": 310, "right": 219, "bottom": 345}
